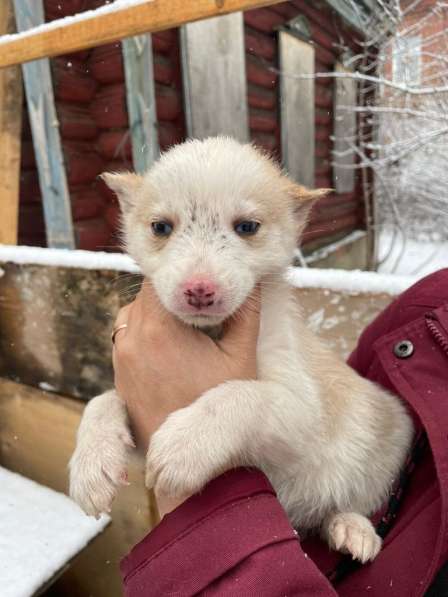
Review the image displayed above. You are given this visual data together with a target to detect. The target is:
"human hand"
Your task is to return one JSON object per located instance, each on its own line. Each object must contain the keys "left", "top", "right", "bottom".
{"left": 112, "top": 282, "right": 260, "bottom": 516}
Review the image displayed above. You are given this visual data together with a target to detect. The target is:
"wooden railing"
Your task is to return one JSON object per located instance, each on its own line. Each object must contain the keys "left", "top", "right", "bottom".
{"left": 0, "top": 0, "right": 282, "bottom": 246}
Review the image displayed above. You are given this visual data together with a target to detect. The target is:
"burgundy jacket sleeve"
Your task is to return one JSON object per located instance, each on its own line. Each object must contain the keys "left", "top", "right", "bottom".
{"left": 121, "top": 468, "right": 337, "bottom": 596}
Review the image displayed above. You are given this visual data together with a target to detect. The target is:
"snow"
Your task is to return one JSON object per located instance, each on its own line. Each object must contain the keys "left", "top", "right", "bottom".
{"left": 300, "top": 230, "right": 366, "bottom": 265}
{"left": 0, "top": 0, "right": 153, "bottom": 48}
{"left": 287, "top": 267, "right": 418, "bottom": 296}
{"left": 0, "top": 466, "right": 109, "bottom": 597}
{"left": 0, "top": 244, "right": 139, "bottom": 273}
{"left": 0, "top": 244, "right": 422, "bottom": 296}
{"left": 377, "top": 228, "right": 448, "bottom": 276}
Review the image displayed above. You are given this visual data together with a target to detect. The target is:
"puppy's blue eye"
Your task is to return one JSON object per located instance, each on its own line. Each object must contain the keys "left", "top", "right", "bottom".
{"left": 151, "top": 220, "right": 173, "bottom": 237}
{"left": 234, "top": 220, "right": 260, "bottom": 236}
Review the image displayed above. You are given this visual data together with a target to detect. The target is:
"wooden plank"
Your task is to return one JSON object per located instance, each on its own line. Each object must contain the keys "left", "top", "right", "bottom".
{"left": 333, "top": 61, "right": 357, "bottom": 194}
{"left": 0, "top": 378, "right": 157, "bottom": 597}
{"left": 279, "top": 30, "right": 315, "bottom": 187}
{"left": 122, "top": 34, "right": 159, "bottom": 173}
{"left": 181, "top": 12, "right": 249, "bottom": 141}
{"left": 0, "top": 0, "right": 284, "bottom": 69}
{"left": 14, "top": 0, "right": 75, "bottom": 249}
{"left": 0, "top": 0, "right": 22, "bottom": 245}
{"left": 0, "top": 258, "right": 392, "bottom": 398}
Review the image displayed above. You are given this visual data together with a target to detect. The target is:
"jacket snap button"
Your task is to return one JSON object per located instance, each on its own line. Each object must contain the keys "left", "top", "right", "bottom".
{"left": 393, "top": 340, "right": 414, "bottom": 358}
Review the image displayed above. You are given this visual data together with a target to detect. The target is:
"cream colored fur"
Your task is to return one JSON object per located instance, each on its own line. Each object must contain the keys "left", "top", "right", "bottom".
{"left": 69, "top": 137, "right": 413, "bottom": 563}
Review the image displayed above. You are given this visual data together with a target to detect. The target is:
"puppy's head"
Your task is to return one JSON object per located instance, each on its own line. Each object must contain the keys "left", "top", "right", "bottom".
{"left": 103, "top": 137, "right": 327, "bottom": 327}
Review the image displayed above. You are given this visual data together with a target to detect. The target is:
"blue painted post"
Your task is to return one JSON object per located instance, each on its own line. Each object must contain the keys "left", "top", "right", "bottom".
{"left": 122, "top": 35, "right": 159, "bottom": 174}
{"left": 13, "top": 0, "right": 75, "bottom": 249}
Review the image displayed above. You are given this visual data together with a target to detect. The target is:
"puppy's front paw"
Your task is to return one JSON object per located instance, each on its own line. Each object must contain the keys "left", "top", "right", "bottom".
{"left": 326, "top": 512, "right": 382, "bottom": 563}
{"left": 69, "top": 426, "right": 134, "bottom": 518}
{"left": 146, "top": 406, "right": 224, "bottom": 498}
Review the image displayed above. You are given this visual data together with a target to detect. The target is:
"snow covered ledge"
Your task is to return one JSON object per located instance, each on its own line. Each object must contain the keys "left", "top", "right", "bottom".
{"left": 0, "top": 245, "right": 421, "bottom": 398}
{"left": 0, "top": 245, "right": 419, "bottom": 296}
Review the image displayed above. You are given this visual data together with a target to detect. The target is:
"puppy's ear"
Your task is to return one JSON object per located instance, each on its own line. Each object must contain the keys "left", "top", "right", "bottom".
{"left": 290, "top": 183, "right": 331, "bottom": 218}
{"left": 100, "top": 172, "right": 143, "bottom": 211}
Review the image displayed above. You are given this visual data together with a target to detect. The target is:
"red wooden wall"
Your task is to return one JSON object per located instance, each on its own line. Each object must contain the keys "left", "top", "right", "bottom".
{"left": 18, "top": 0, "right": 364, "bottom": 252}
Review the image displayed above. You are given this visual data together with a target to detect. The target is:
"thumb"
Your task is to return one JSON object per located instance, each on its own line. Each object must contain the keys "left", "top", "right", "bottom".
{"left": 220, "top": 286, "right": 261, "bottom": 354}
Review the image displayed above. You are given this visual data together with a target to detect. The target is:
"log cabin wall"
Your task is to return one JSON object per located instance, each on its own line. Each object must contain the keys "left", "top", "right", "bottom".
{"left": 18, "top": 0, "right": 186, "bottom": 251}
{"left": 244, "top": 1, "right": 364, "bottom": 251}
{"left": 18, "top": 0, "right": 366, "bottom": 256}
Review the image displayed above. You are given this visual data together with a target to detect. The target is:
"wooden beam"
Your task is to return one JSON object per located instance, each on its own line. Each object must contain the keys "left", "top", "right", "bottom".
{"left": 122, "top": 34, "right": 159, "bottom": 173}
{"left": 279, "top": 30, "right": 315, "bottom": 187}
{"left": 0, "top": 0, "right": 283, "bottom": 68}
{"left": 333, "top": 61, "right": 357, "bottom": 194}
{"left": 14, "top": 0, "right": 76, "bottom": 249}
{"left": 0, "top": 0, "right": 22, "bottom": 245}
{"left": 181, "top": 12, "right": 249, "bottom": 141}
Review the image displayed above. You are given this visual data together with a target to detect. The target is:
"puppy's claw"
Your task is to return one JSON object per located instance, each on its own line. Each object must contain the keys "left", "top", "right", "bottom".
{"left": 326, "top": 512, "right": 382, "bottom": 563}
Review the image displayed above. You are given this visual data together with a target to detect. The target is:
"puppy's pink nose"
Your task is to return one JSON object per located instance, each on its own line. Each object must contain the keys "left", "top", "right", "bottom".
{"left": 183, "top": 278, "right": 217, "bottom": 309}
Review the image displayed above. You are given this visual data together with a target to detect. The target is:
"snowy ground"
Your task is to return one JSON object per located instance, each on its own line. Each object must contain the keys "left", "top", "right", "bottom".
{"left": 377, "top": 228, "right": 448, "bottom": 276}
{"left": 0, "top": 467, "right": 109, "bottom": 597}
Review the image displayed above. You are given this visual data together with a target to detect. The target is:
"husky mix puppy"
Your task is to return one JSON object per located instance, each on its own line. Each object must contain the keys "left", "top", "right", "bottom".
{"left": 69, "top": 137, "right": 413, "bottom": 562}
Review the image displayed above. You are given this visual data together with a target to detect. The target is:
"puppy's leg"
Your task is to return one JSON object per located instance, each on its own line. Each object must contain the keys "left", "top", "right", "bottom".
{"left": 323, "top": 512, "right": 382, "bottom": 563}
{"left": 145, "top": 380, "right": 299, "bottom": 498}
{"left": 69, "top": 389, "right": 134, "bottom": 517}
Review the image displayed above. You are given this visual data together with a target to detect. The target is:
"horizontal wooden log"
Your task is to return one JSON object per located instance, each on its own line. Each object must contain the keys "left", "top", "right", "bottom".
{"left": 75, "top": 217, "right": 111, "bottom": 250}
{"left": 251, "top": 131, "right": 278, "bottom": 153}
{"left": 315, "top": 86, "right": 333, "bottom": 110}
{"left": 152, "top": 29, "right": 177, "bottom": 54}
{"left": 246, "top": 54, "right": 277, "bottom": 88}
{"left": 19, "top": 169, "right": 41, "bottom": 203}
{"left": 97, "top": 129, "right": 132, "bottom": 160}
{"left": 19, "top": 203, "right": 45, "bottom": 235}
{"left": 0, "top": 0, "right": 284, "bottom": 68}
{"left": 315, "top": 107, "right": 332, "bottom": 126}
{"left": 71, "top": 188, "right": 106, "bottom": 221}
{"left": 303, "top": 213, "right": 359, "bottom": 244}
{"left": 245, "top": 26, "right": 276, "bottom": 60}
{"left": 159, "top": 120, "right": 184, "bottom": 149}
{"left": 247, "top": 82, "right": 276, "bottom": 110}
{"left": 64, "top": 141, "right": 105, "bottom": 184}
{"left": 53, "top": 57, "right": 98, "bottom": 103}
{"left": 58, "top": 104, "right": 98, "bottom": 140}
{"left": 44, "top": 0, "right": 89, "bottom": 21}
{"left": 88, "top": 43, "right": 124, "bottom": 84}
{"left": 269, "top": 2, "right": 297, "bottom": 19}
{"left": 20, "top": 140, "right": 36, "bottom": 169}
{"left": 243, "top": 7, "right": 284, "bottom": 33}
{"left": 315, "top": 140, "right": 331, "bottom": 159}
{"left": 154, "top": 53, "right": 174, "bottom": 85}
{"left": 249, "top": 107, "right": 277, "bottom": 132}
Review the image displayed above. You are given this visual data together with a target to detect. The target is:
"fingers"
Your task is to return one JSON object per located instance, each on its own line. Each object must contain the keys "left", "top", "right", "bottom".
{"left": 220, "top": 286, "right": 261, "bottom": 354}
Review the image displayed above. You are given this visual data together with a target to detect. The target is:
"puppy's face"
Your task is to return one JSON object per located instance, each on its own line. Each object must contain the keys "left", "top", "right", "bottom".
{"left": 104, "top": 137, "right": 325, "bottom": 327}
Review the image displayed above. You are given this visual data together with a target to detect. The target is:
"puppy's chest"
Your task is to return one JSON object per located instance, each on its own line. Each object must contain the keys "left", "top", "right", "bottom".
{"left": 256, "top": 310, "right": 301, "bottom": 381}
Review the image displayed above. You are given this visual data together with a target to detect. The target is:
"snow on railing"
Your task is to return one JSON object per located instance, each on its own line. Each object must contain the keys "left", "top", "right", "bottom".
{"left": 0, "top": 245, "right": 420, "bottom": 295}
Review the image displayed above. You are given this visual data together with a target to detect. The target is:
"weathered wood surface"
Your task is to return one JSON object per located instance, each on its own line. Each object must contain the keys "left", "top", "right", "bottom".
{"left": 0, "top": 261, "right": 393, "bottom": 400}
{"left": 14, "top": 0, "right": 75, "bottom": 249}
{"left": 333, "top": 61, "right": 357, "bottom": 194}
{"left": 0, "top": 378, "right": 155, "bottom": 597}
{"left": 0, "top": 262, "right": 135, "bottom": 398}
{"left": 0, "top": 0, "right": 22, "bottom": 245}
{"left": 181, "top": 12, "right": 249, "bottom": 141}
{"left": 279, "top": 31, "right": 315, "bottom": 188}
{"left": 122, "top": 34, "right": 159, "bottom": 172}
{"left": 0, "top": 0, "right": 284, "bottom": 68}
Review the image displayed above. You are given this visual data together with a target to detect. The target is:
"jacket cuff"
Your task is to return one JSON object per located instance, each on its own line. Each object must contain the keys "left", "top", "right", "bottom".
{"left": 120, "top": 468, "right": 295, "bottom": 592}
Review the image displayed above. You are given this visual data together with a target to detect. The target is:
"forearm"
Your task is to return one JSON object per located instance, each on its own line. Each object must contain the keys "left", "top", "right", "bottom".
{"left": 121, "top": 468, "right": 337, "bottom": 597}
